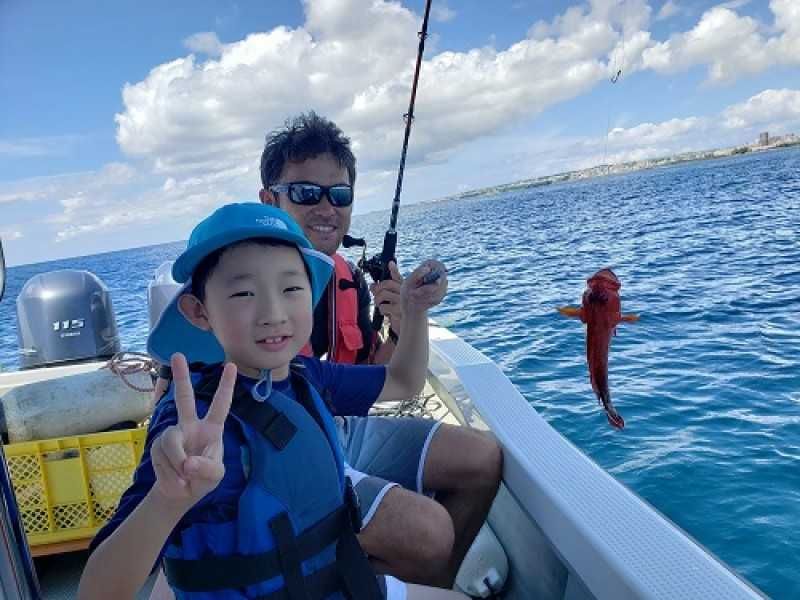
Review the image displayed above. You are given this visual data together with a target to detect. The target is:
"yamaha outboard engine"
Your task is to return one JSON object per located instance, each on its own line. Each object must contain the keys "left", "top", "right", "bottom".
{"left": 16, "top": 269, "right": 121, "bottom": 369}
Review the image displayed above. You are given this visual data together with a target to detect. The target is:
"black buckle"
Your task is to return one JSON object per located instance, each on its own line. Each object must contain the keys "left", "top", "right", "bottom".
{"left": 344, "top": 476, "right": 362, "bottom": 534}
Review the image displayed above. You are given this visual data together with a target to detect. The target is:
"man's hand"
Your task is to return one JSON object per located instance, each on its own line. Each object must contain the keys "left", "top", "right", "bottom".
{"left": 401, "top": 259, "right": 448, "bottom": 316}
{"left": 370, "top": 260, "right": 404, "bottom": 332}
{"left": 150, "top": 353, "right": 236, "bottom": 509}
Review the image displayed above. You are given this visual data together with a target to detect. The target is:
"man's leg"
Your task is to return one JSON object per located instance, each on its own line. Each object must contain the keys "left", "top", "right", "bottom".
{"left": 422, "top": 425, "right": 503, "bottom": 587}
{"left": 357, "top": 485, "right": 454, "bottom": 585}
{"left": 341, "top": 416, "right": 456, "bottom": 585}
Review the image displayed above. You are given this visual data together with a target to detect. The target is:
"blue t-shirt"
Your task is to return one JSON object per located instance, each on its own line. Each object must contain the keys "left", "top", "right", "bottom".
{"left": 88, "top": 356, "right": 385, "bottom": 565}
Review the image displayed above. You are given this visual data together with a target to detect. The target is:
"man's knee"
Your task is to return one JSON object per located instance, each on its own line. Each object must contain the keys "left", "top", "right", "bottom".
{"left": 411, "top": 498, "right": 455, "bottom": 566}
{"left": 426, "top": 426, "right": 503, "bottom": 491}
{"left": 472, "top": 432, "right": 503, "bottom": 489}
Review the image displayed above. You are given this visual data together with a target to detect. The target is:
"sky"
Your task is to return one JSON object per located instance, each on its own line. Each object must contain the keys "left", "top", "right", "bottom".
{"left": 1, "top": 0, "right": 798, "bottom": 266}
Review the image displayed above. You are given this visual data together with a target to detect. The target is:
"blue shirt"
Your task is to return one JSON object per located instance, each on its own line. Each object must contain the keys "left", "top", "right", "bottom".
{"left": 88, "top": 356, "right": 385, "bottom": 565}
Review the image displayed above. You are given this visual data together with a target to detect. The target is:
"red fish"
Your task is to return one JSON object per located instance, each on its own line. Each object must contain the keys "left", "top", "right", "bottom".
{"left": 558, "top": 268, "right": 638, "bottom": 430}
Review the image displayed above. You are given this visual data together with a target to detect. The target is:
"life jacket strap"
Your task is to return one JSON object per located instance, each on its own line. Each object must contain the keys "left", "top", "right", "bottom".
{"left": 336, "top": 526, "right": 384, "bottom": 599}
{"left": 271, "top": 513, "right": 311, "bottom": 600}
{"left": 193, "top": 367, "right": 299, "bottom": 450}
{"left": 252, "top": 563, "right": 341, "bottom": 600}
{"left": 164, "top": 506, "right": 349, "bottom": 592}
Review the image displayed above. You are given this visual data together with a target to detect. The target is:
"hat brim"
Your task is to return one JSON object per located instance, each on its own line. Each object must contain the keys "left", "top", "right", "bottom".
{"left": 148, "top": 246, "right": 333, "bottom": 366}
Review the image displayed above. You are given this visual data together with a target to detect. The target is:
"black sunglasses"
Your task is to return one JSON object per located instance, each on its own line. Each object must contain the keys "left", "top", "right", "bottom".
{"left": 269, "top": 182, "right": 354, "bottom": 207}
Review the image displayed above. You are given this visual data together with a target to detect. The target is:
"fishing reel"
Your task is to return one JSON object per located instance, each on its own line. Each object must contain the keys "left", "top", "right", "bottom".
{"left": 343, "top": 233, "right": 397, "bottom": 332}
{"left": 342, "top": 233, "right": 396, "bottom": 284}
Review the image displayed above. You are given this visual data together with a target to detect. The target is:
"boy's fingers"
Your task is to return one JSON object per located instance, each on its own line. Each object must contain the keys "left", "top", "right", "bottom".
{"left": 184, "top": 455, "right": 225, "bottom": 483}
{"left": 151, "top": 434, "right": 187, "bottom": 488}
{"left": 171, "top": 353, "right": 198, "bottom": 427}
{"left": 206, "top": 362, "right": 236, "bottom": 426}
{"left": 159, "top": 427, "right": 188, "bottom": 475}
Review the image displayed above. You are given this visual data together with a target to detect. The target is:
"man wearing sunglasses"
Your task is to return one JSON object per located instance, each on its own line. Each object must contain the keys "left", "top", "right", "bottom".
{"left": 258, "top": 113, "right": 502, "bottom": 589}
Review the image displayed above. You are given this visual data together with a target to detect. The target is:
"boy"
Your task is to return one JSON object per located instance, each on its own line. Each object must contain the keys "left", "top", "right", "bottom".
{"left": 78, "top": 203, "right": 463, "bottom": 600}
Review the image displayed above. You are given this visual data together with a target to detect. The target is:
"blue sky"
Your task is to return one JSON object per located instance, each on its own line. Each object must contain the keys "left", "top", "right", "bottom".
{"left": 1, "top": 0, "right": 798, "bottom": 266}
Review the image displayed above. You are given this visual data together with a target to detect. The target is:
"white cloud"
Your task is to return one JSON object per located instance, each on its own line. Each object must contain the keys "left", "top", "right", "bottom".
{"left": 655, "top": 1, "right": 679, "bottom": 21}
{"left": 0, "top": 163, "right": 133, "bottom": 206}
{"left": 5, "top": 0, "right": 799, "bottom": 258}
{"left": 0, "top": 135, "right": 84, "bottom": 158}
{"left": 642, "top": 1, "right": 800, "bottom": 83}
{"left": 722, "top": 88, "right": 800, "bottom": 129}
{"left": 116, "top": 0, "right": 657, "bottom": 184}
{"left": 431, "top": 2, "right": 456, "bottom": 23}
{"left": 0, "top": 229, "right": 23, "bottom": 241}
{"left": 183, "top": 32, "right": 224, "bottom": 56}
{"left": 608, "top": 116, "right": 706, "bottom": 144}
{"left": 718, "top": 0, "right": 751, "bottom": 10}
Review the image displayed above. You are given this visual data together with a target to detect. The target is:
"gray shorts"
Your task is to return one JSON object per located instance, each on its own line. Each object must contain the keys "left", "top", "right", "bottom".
{"left": 337, "top": 416, "right": 442, "bottom": 529}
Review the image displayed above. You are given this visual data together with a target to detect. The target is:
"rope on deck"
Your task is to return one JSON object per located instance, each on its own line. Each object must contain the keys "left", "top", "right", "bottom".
{"left": 369, "top": 391, "right": 443, "bottom": 419}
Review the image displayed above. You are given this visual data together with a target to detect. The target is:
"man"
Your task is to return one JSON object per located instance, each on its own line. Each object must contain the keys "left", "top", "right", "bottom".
{"left": 258, "top": 112, "right": 502, "bottom": 587}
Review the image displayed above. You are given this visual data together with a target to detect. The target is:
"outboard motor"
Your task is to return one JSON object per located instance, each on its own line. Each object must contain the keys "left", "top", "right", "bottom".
{"left": 147, "top": 261, "right": 181, "bottom": 332}
{"left": 16, "top": 269, "right": 120, "bottom": 369}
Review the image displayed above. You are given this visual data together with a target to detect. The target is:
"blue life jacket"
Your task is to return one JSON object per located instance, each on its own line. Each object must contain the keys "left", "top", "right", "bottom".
{"left": 160, "top": 364, "right": 384, "bottom": 599}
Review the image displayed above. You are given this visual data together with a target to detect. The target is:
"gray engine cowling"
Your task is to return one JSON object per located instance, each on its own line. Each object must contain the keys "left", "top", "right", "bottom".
{"left": 16, "top": 270, "right": 121, "bottom": 369}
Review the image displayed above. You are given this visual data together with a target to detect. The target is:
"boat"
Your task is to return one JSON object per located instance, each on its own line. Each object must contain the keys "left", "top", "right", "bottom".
{"left": 0, "top": 240, "right": 767, "bottom": 599}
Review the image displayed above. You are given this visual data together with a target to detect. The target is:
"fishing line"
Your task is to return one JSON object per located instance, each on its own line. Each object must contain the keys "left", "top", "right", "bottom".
{"left": 601, "top": 1, "right": 628, "bottom": 174}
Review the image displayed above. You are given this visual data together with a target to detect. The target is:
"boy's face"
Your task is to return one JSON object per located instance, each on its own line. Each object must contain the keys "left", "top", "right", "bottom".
{"left": 185, "top": 243, "right": 313, "bottom": 380}
{"left": 261, "top": 153, "right": 352, "bottom": 257}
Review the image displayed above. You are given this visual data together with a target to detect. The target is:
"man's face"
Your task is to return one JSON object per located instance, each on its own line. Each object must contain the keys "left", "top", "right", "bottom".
{"left": 262, "top": 153, "right": 352, "bottom": 257}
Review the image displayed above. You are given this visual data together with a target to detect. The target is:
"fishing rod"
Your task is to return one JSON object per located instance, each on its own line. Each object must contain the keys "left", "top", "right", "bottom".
{"left": 344, "top": 0, "right": 433, "bottom": 332}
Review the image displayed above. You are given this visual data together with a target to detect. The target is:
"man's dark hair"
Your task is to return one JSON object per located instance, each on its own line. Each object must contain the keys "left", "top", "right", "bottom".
{"left": 260, "top": 111, "right": 357, "bottom": 188}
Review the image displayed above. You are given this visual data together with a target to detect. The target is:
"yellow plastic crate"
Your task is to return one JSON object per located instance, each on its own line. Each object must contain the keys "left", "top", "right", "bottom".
{"left": 3, "top": 428, "right": 146, "bottom": 547}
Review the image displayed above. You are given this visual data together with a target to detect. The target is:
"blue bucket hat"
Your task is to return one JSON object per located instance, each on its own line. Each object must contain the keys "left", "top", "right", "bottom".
{"left": 147, "top": 203, "right": 333, "bottom": 368}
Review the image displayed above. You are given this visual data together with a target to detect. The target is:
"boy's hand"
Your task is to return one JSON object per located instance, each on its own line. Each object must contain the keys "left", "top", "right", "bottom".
{"left": 150, "top": 353, "right": 236, "bottom": 509}
{"left": 401, "top": 259, "right": 448, "bottom": 316}
{"left": 370, "top": 260, "right": 404, "bottom": 332}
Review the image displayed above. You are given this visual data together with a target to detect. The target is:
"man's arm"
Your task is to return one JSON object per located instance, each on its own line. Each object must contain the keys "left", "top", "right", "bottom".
{"left": 377, "top": 260, "right": 447, "bottom": 402}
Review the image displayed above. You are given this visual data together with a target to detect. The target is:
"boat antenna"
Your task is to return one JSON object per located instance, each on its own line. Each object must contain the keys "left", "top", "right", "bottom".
{"left": 344, "top": 0, "right": 433, "bottom": 332}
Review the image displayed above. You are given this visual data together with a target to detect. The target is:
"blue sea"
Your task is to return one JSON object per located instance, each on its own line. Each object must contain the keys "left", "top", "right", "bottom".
{"left": 2, "top": 147, "right": 798, "bottom": 597}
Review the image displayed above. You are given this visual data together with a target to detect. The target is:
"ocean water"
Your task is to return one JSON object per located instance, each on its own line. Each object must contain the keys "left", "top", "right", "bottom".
{"left": 1, "top": 147, "right": 798, "bottom": 597}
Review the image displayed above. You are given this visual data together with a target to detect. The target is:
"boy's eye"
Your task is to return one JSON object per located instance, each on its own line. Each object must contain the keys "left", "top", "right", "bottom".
{"left": 230, "top": 291, "right": 254, "bottom": 298}
{"left": 284, "top": 286, "right": 304, "bottom": 293}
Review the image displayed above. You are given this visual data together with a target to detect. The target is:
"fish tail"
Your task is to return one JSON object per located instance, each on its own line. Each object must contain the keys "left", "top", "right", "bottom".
{"left": 598, "top": 388, "right": 625, "bottom": 430}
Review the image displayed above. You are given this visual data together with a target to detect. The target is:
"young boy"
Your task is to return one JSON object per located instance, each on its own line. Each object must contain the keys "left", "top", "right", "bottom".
{"left": 78, "top": 203, "right": 463, "bottom": 600}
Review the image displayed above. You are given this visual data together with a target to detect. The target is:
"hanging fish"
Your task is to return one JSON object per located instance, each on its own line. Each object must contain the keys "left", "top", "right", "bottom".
{"left": 558, "top": 268, "right": 638, "bottom": 430}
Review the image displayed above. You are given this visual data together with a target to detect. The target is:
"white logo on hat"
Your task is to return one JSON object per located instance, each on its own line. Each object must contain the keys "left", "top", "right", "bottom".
{"left": 256, "top": 216, "right": 288, "bottom": 230}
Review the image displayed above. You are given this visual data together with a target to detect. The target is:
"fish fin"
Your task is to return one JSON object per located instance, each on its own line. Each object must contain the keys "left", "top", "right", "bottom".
{"left": 621, "top": 313, "right": 639, "bottom": 322}
{"left": 558, "top": 306, "right": 582, "bottom": 318}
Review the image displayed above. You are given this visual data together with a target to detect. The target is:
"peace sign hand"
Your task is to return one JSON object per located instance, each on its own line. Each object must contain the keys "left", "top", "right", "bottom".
{"left": 150, "top": 353, "right": 236, "bottom": 510}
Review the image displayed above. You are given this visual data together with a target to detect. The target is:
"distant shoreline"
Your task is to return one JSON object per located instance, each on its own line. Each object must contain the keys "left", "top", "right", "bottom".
{"left": 444, "top": 137, "right": 800, "bottom": 201}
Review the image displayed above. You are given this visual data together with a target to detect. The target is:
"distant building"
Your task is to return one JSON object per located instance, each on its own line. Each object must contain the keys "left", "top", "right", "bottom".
{"left": 759, "top": 132, "right": 770, "bottom": 146}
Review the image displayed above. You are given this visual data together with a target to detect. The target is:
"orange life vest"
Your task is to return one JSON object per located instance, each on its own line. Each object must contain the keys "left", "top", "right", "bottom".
{"left": 300, "top": 253, "right": 372, "bottom": 363}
